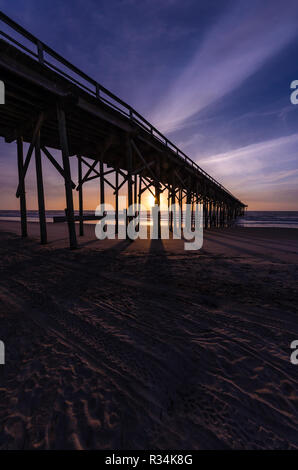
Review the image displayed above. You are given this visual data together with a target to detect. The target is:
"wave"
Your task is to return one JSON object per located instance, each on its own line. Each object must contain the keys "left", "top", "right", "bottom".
{"left": 1, "top": 210, "right": 298, "bottom": 228}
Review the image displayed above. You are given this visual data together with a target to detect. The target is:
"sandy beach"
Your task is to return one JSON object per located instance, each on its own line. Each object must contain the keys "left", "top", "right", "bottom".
{"left": 0, "top": 220, "right": 298, "bottom": 450}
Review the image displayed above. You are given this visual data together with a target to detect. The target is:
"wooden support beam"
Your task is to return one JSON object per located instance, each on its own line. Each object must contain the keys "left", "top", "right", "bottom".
{"left": 186, "top": 177, "right": 192, "bottom": 205}
{"left": 16, "top": 112, "right": 44, "bottom": 198}
{"left": 131, "top": 139, "right": 158, "bottom": 184}
{"left": 113, "top": 171, "right": 130, "bottom": 194}
{"left": 57, "top": 104, "right": 77, "bottom": 249}
{"left": 6, "top": 106, "right": 49, "bottom": 144}
{"left": 204, "top": 200, "right": 208, "bottom": 229}
{"left": 191, "top": 195, "right": 194, "bottom": 230}
{"left": 155, "top": 160, "right": 161, "bottom": 238}
{"left": 140, "top": 177, "right": 155, "bottom": 197}
{"left": 103, "top": 168, "right": 116, "bottom": 177}
{"left": 81, "top": 157, "right": 101, "bottom": 177}
{"left": 115, "top": 167, "right": 128, "bottom": 181}
{"left": 131, "top": 160, "right": 155, "bottom": 175}
{"left": 170, "top": 173, "right": 176, "bottom": 233}
{"left": 100, "top": 157, "right": 105, "bottom": 205}
{"left": 126, "top": 137, "right": 133, "bottom": 232}
{"left": 179, "top": 189, "right": 183, "bottom": 206}
{"left": 138, "top": 175, "right": 142, "bottom": 205}
{"left": 42, "top": 146, "right": 76, "bottom": 189}
{"left": 92, "top": 174, "right": 115, "bottom": 191}
{"left": 76, "top": 159, "right": 99, "bottom": 189}
{"left": 115, "top": 168, "right": 119, "bottom": 235}
{"left": 35, "top": 130, "right": 47, "bottom": 244}
{"left": 174, "top": 169, "right": 187, "bottom": 188}
{"left": 77, "top": 139, "right": 113, "bottom": 190}
{"left": 135, "top": 174, "right": 141, "bottom": 233}
{"left": 17, "top": 137, "right": 27, "bottom": 237}
{"left": 83, "top": 174, "right": 101, "bottom": 184}
{"left": 78, "top": 156, "right": 84, "bottom": 236}
{"left": 99, "top": 156, "right": 106, "bottom": 237}
{"left": 134, "top": 174, "right": 137, "bottom": 205}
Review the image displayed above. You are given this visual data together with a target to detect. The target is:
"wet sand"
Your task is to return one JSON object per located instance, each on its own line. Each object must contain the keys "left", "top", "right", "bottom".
{"left": 0, "top": 220, "right": 298, "bottom": 449}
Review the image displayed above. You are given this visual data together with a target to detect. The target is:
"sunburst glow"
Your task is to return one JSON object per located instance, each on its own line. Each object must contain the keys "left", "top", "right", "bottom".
{"left": 147, "top": 193, "right": 155, "bottom": 208}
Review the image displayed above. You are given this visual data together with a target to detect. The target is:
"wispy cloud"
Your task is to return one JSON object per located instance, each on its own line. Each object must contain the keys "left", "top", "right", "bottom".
{"left": 199, "top": 133, "right": 298, "bottom": 167}
{"left": 150, "top": 0, "right": 298, "bottom": 132}
{"left": 196, "top": 133, "right": 298, "bottom": 209}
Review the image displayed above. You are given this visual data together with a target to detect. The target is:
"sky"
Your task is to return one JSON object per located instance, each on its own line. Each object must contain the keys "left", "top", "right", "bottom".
{"left": 0, "top": 0, "right": 298, "bottom": 210}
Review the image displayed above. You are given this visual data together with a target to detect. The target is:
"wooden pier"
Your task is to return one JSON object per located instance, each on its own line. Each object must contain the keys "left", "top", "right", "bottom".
{"left": 0, "top": 12, "right": 246, "bottom": 249}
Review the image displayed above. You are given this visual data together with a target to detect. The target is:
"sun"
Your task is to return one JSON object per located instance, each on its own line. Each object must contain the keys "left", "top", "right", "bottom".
{"left": 147, "top": 193, "right": 155, "bottom": 208}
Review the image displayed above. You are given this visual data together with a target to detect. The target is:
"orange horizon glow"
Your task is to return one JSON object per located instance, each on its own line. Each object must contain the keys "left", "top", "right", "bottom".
{"left": 1, "top": 193, "right": 297, "bottom": 212}
{"left": 0, "top": 146, "right": 296, "bottom": 212}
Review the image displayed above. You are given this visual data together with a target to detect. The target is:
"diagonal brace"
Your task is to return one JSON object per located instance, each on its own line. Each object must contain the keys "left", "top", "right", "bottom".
{"left": 42, "top": 146, "right": 76, "bottom": 189}
{"left": 16, "top": 112, "right": 44, "bottom": 197}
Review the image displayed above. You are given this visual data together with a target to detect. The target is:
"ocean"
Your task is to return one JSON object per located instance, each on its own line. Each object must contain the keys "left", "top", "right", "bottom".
{"left": 0, "top": 210, "right": 298, "bottom": 228}
{"left": 234, "top": 211, "right": 298, "bottom": 228}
